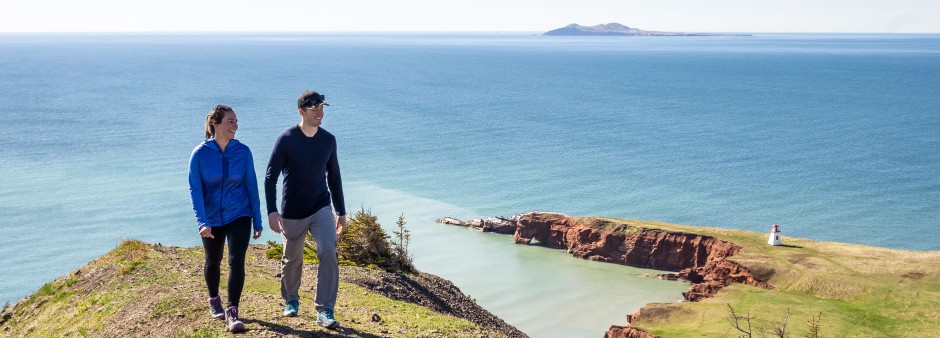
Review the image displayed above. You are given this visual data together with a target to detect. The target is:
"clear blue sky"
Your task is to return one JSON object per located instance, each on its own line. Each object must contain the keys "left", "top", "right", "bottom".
{"left": 2, "top": 0, "right": 939, "bottom": 33}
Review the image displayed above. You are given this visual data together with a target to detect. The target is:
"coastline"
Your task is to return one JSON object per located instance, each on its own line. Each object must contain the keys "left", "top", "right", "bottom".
{"left": 440, "top": 212, "right": 940, "bottom": 337}
{"left": 4, "top": 213, "right": 939, "bottom": 337}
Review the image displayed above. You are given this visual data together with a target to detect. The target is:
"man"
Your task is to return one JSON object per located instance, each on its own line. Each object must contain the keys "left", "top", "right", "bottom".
{"left": 265, "top": 90, "right": 347, "bottom": 329}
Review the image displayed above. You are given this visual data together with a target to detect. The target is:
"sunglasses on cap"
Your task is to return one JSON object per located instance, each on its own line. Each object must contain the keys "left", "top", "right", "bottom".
{"left": 302, "top": 94, "right": 330, "bottom": 107}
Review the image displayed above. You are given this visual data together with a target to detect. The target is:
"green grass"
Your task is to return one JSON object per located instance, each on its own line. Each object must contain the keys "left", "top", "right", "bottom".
{"left": 587, "top": 217, "right": 940, "bottom": 337}
{"left": 110, "top": 239, "right": 151, "bottom": 275}
{"left": 181, "top": 324, "right": 227, "bottom": 338}
{"left": 153, "top": 296, "right": 186, "bottom": 317}
{"left": 337, "top": 282, "right": 482, "bottom": 336}
{"left": 9, "top": 268, "right": 140, "bottom": 336}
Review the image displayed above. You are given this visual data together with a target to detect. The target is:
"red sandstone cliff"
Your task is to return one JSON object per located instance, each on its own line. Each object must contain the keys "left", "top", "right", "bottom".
{"left": 511, "top": 212, "right": 773, "bottom": 302}
{"left": 513, "top": 213, "right": 740, "bottom": 271}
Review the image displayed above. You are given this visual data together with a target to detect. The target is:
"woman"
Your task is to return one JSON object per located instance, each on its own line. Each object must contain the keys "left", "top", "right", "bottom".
{"left": 188, "top": 104, "right": 263, "bottom": 332}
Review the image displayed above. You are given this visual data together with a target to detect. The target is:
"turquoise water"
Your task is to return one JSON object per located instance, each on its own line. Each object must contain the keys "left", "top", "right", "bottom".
{"left": 1, "top": 33, "right": 938, "bottom": 336}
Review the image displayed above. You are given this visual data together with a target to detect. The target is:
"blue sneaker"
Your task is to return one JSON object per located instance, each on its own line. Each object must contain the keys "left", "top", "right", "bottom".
{"left": 283, "top": 300, "right": 299, "bottom": 317}
{"left": 316, "top": 308, "right": 339, "bottom": 329}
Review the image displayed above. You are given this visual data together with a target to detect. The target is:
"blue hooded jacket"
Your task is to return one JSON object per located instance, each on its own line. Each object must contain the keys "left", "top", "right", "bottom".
{"left": 188, "top": 138, "right": 263, "bottom": 232}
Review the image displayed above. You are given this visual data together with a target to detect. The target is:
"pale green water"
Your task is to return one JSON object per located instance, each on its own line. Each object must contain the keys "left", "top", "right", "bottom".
{"left": 345, "top": 183, "right": 689, "bottom": 337}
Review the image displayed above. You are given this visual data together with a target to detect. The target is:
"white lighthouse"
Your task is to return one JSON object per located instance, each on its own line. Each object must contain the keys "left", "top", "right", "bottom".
{"left": 768, "top": 224, "right": 782, "bottom": 246}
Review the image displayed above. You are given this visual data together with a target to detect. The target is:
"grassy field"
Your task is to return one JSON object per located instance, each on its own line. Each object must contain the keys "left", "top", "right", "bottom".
{"left": 0, "top": 240, "right": 504, "bottom": 337}
{"left": 589, "top": 217, "right": 940, "bottom": 337}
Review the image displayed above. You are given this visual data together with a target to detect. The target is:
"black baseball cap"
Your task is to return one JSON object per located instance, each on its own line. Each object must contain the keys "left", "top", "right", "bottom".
{"left": 297, "top": 90, "right": 330, "bottom": 108}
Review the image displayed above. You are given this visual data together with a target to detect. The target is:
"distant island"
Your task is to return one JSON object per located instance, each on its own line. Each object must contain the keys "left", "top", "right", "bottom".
{"left": 544, "top": 22, "right": 751, "bottom": 36}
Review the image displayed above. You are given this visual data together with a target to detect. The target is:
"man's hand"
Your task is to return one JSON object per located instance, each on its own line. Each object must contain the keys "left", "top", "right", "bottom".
{"left": 336, "top": 214, "right": 347, "bottom": 235}
{"left": 253, "top": 229, "right": 262, "bottom": 239}
{"left": 269, "top": 212, "right": 283, "bottom": 234}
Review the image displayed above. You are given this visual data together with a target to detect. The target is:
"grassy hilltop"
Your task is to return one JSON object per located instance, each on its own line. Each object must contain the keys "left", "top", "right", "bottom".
{"left": 0, "top": 240, "right": 519, "bottom": 337}
{"left": 590, "top": 217, "right": 940, "bottom": 337}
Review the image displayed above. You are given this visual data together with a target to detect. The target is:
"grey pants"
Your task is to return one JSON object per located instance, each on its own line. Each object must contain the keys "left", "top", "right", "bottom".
{"left": 280, "top": 205, "right": 339, "bottom": 312}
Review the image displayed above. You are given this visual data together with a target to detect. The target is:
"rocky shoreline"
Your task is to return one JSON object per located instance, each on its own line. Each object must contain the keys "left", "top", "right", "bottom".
{"left": 343, "top": 266, "right": 525, "bottom": 337}
{"left": 438, "top": 212, "right": 774, "bottom": 337}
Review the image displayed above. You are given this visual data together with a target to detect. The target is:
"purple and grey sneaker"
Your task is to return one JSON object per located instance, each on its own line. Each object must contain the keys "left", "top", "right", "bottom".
{"left": 225, "top": 306, "right": 245, "bottom": 332}
{"left": 208, "top": 296, "right": 225, "bottom": 320}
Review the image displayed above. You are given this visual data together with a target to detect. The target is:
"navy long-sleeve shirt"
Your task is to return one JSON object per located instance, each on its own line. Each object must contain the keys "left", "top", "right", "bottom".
{"left": 264, "top": 125, "right": 346, "bottom": 219}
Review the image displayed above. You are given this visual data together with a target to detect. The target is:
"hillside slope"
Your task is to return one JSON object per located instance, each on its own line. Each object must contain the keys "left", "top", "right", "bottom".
{"left": 0, "top": 240, "right": 524, "bottom": 337}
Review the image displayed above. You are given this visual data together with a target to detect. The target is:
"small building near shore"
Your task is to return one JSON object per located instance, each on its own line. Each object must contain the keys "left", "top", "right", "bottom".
{"left": 768, "top": 224, "right": 782, "bottom": 246}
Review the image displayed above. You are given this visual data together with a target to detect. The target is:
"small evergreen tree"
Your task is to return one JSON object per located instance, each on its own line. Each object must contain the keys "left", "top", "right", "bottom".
{"left": 392, "top": 213, "right": 416, "bottom": 273}
{"left": 805, "top": 312, "right": 823, "bottom": 338}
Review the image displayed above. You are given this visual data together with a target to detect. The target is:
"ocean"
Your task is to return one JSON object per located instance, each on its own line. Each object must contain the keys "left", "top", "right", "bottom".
{"left": 1, "top": 33, "right": 938, "bottom": 337}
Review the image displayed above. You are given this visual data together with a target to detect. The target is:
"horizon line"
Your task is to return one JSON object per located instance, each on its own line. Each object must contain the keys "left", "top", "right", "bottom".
{"left": 2, "top": 30, "right": 940, "bottom": 34}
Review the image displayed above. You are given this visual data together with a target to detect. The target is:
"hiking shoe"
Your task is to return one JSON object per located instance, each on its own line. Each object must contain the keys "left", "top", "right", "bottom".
{"left": 316, "top": 308, "right": 339, "bottom": 329}
{"left": 283, "top": 300, "right": 299, "bottom": 317}
{"left": 225, "top": 306, "right": 245, "bottom": 332}
{"left": 208, "top": 296, "right": 225, "bottom": 320}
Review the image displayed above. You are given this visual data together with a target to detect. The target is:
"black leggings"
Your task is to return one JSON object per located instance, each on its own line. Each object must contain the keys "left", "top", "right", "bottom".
{"left": 201, "top": 216, "right": 251, "bottom": 307}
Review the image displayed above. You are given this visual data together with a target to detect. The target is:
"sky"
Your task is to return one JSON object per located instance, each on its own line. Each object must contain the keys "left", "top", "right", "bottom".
{"left": 1, "top": 0, "right": 939, "bottom": 33}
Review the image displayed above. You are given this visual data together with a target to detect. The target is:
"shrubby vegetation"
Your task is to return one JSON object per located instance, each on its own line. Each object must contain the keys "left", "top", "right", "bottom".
{"left": 726, "top": 304, "right": 824, "bottom": 338}
{"left": 266, "top": 207, "right": 416, "bottom": 273}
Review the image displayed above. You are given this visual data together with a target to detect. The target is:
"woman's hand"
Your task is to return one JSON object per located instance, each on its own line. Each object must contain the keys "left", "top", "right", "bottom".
{"left": 199, "top": 226, "right": 214, "bottom": 238}
{"left": 253, "top": 229, "right": 262, "bottom": 239}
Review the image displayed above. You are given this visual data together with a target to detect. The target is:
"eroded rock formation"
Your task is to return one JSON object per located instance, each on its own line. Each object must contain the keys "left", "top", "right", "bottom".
{"left": 604, "top": 326, "right": 657, "bottom": 338}
{"left": 437, "top": 216, "right": 517, "bottom": 234}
